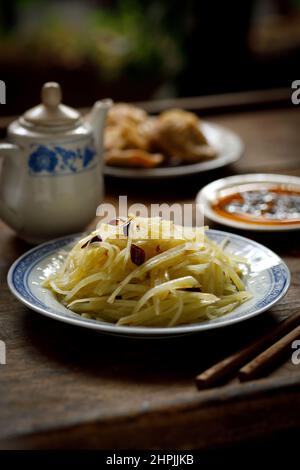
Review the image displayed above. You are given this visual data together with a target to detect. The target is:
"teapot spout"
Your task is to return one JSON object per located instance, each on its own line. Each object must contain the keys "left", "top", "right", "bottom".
{"left": 89, "top": 99, "right": 113, "bottom": 158}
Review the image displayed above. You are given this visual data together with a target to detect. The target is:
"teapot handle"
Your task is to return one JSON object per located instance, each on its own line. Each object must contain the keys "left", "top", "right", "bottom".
{"left": 0, "top": 143, "right": 21, "bottom": 229}
{"left": 0, "top": 142, "right": 20, "bottom": 159}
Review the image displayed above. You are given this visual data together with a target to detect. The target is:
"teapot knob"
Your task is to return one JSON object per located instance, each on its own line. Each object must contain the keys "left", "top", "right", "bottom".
{"left": 42, "top": 82, "right": 62, "bottom": 108}
{"left": 23, "top": 81, "right": 80, "bottom": 126}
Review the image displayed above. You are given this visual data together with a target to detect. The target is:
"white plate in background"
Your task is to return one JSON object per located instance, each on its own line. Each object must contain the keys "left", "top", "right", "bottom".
{"left": 104, "top": 122, "right": 244, "bottom": 179}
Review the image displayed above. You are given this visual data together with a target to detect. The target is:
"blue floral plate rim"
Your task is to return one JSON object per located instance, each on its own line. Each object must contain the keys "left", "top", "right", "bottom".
{"left": 7, "top": 230, "right": 291, "bottom": 338}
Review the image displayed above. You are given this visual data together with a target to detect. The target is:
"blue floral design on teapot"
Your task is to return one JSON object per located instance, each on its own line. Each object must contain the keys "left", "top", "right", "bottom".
{"left": 29, "top": 146, "right": 58, "bottom": 173}
{"left": 28, "top": 142, "right": 96, "bottom": 175}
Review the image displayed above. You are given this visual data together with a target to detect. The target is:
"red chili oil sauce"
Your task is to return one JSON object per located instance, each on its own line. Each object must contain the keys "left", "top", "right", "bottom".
{"left": 212, "top": 184, "right": 300, "bottom": 225}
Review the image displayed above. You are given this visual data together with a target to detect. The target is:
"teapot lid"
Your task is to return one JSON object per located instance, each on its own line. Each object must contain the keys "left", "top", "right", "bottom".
{"left": 23, "top": 82, "right": 80, "bottom": 128}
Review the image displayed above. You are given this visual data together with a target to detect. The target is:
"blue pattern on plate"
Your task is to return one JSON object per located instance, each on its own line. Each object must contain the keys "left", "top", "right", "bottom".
{"left": 12, "top": 237, "right": 73, "bottom": 310}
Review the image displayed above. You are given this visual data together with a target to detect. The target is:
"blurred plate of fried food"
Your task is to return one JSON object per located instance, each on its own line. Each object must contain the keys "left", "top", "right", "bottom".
{"left": 103, "top": 104, "right": 244, "bottom": 179}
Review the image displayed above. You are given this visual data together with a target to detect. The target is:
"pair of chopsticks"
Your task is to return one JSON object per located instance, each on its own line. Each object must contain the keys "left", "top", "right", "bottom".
{"left": 195, "top": 310, "right": 300, "bottom": 389}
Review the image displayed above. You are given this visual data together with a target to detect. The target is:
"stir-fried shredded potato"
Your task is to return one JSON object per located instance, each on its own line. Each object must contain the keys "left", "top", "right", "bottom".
{"left": 43, "top": 217, "right": 252, "bottom": 327}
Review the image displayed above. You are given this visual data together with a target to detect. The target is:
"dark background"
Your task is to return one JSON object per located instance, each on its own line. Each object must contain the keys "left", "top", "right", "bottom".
{"left": 0, "top": 0, "right": 299, "bottom": 115}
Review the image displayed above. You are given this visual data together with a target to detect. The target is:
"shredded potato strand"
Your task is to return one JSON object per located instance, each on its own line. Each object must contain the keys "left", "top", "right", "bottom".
{"left": 43, "top": 217, "right": 252, "bottom": 327}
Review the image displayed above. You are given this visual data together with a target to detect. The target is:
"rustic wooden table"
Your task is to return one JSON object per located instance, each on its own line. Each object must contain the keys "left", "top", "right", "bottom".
{"left": 0, "top": 99, "right": 300, "bottom": 450}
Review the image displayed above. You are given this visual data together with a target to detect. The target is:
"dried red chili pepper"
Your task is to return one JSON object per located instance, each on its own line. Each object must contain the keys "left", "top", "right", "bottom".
{"left": 108, "top": 217, "right": 127, "bottom": 226}
{"left": 81, "top": 235, "right": 102, "bottom": 248}
{"left": 123, "top": 220, "right": 131, "bottom": 237}
{"left": 130, "top": 244, "right": 145, "bottom": 266}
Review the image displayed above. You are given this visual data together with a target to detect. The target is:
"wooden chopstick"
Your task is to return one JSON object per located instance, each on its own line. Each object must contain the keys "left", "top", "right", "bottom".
{"left": 238, "top": 324, "right": 300, "bottom": 381}
{"left": 195, "top": 310, "right": 300, "bottom": 390}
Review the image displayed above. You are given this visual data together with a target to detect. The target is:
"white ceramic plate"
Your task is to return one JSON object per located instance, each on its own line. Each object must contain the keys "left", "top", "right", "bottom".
{"left": 104, "top": 122, "right": 243, "bottom": 179}
{"left": 7, "top": 230, "right": 290, "bottom": 338}
{"left": 197, "top": 174, "right": 300, "bottom": 232}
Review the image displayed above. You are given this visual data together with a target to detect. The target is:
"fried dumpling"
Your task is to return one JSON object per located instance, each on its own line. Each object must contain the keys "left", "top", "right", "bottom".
{"left": 105, "top": 149, "right": 164, "bottom": 168}
{"left": 151, "top": 109, "right": 217, "bottom": 162}
{"left": 107, "top": 103, "right": 147, "bottom": 127}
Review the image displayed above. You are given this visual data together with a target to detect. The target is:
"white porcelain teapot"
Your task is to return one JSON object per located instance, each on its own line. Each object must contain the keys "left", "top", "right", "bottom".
{"left": 0, "top": 82, "right": 112, "bottom": 243}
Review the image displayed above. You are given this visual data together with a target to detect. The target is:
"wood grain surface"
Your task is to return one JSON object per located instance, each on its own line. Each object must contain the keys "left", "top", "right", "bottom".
{"left": 0, "top": 104, "right": 300, "bottom": 449}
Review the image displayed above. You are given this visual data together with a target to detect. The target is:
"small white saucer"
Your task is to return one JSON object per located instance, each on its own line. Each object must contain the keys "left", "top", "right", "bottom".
{"left": 197, "top": 174, "right": 300, "bottom": 232}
